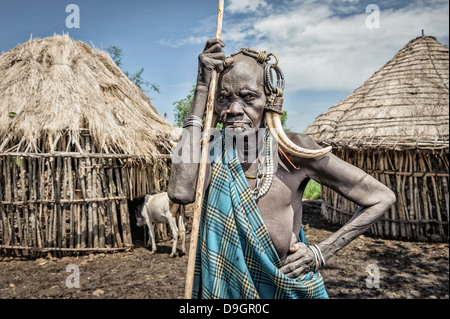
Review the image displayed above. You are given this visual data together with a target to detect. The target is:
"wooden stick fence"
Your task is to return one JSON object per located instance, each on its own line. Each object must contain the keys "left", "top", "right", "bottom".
{"left": 0, "top": 133, "right": 171, "bottom": 256}
{"left": 321, "top": 148, "right": 449, "bottom": 241}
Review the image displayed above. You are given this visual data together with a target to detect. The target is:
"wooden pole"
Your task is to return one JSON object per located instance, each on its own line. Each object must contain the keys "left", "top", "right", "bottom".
{"left": 184, "top": 0, "right": 225, "bottom": 299}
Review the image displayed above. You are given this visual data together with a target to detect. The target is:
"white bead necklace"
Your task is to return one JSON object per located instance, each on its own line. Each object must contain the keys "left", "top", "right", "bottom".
{"left": 252, "top": 130, "right": 274, "bottom": 201}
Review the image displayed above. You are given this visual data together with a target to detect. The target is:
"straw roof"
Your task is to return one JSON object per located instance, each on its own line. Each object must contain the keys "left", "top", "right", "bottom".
{"left": 303, "top": 35, "right": 449, "bottom": 150}
{"left": 0, "top": 34, "right": 175, "bottom": 161}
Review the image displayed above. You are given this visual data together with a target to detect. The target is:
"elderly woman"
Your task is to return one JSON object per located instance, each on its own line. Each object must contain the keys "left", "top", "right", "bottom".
{"left": 168, "top": 39, "right": 395, "bottom": 299}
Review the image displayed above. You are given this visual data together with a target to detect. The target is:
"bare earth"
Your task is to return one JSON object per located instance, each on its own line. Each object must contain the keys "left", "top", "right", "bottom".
{"left": 0, "top": 200, "right": 448, "bottom": 299}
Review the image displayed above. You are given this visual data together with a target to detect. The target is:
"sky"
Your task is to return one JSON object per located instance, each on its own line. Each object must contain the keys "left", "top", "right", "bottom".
{"left": 0, "top": 0, "right": 448, "bottom": 132}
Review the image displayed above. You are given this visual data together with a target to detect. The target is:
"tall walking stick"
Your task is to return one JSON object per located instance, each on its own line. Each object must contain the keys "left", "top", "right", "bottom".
{"left": 184, "top": 0, "right": 225, "bottom": 299}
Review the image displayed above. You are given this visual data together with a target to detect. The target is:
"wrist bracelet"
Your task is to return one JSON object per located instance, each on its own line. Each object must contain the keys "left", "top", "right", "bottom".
{"left": 309, "top": 244, "right": 326, "bottom": 270}
{"left": 309, "top": 245, "right": 320, "bottom": 272}
{"left": 184, "top": 115, "right": 203, "bottom": 122}
{"left": 182, "top": 115, "right": 203, "bottom": 130}
{"left": 182, "top": 121, "right": 203, "bottom": 130}
{"left": 314, "top": 244, "right": 326, "bottom": 267}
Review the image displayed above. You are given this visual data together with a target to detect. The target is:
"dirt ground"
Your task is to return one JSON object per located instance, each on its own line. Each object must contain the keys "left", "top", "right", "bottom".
{"left": 0, "top": 200, "right": 448, "bottom": 299}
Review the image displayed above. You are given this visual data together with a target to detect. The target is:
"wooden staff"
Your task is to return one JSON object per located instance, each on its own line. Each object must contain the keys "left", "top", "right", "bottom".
{"left": 184, "top": 0, "right": 225, "bottom": 299}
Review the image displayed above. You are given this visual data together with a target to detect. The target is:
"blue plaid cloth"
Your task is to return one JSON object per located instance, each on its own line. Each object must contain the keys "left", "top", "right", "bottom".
{"left": 192, "top": 140, "right": 328, "bottom": 299}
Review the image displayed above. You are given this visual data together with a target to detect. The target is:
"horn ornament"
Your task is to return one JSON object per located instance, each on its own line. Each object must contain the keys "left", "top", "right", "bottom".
{"left": 226, "top": 48, "right": 332, "bottom": 159}
{"left": 265, "top": 112, "right": 332, "bottom": 159}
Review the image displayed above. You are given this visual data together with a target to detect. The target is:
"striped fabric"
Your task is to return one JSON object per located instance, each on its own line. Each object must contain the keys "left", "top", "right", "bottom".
{"left": 192, "top": 142, "right": 328, "bottom": 299}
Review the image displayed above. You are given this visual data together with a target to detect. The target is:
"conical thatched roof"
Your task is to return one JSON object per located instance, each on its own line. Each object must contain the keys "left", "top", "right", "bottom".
{"left": 304, "top": 35, "right": 449, "bottom": 150}
{"left": 0, "top": 34, "right": 175, "bottom": 161}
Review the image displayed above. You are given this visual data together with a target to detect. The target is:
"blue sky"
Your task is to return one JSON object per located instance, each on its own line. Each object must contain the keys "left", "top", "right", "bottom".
{"left": 1, "top": 0, "right": 448, "bottom": 132}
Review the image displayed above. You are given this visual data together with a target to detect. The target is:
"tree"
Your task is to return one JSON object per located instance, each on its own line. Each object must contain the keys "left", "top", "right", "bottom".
{"left": 173, "top": 85, "right": 195, "bottom": 127}
{"left": 280, "top": 110, "right": 290, "bottom": 132}
{"left": 107, "top": 45, "right": 123, "bottom": 68}
{"left": 106, "top": 45, "right": 160, "bottom": 95}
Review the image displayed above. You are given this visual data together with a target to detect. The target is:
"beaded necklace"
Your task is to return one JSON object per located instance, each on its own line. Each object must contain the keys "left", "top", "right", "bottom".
{"left": 249, "top": 129, "right": 274, "bottom": 201}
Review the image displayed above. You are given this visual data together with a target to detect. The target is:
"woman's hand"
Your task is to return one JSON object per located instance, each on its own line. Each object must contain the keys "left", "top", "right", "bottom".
{"left": 279, "top": 242, "right": 317, "bottom": 278}
{"left": 196, "top": 39, "right": 226, "bottom": 89}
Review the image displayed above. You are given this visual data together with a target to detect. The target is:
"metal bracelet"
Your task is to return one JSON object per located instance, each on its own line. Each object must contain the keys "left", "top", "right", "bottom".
{"left": 182, "top": 121, "right": 203, "bottom": 130}
{"left": 182, "top": 115, "right": 203, "bottom": 129}
{"left": 183, "top": 115, "right": 203, "bottom": 123}
{"left": 309, "top": 245, "right": 320, "bottom": 272}
{"left": 313, "top": 244, "right": 326, "bottom": 267}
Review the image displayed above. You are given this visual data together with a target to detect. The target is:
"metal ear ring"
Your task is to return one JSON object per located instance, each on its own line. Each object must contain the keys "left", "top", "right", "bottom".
{"left": 267, "top": 53, "right": 279, "bottom": 68}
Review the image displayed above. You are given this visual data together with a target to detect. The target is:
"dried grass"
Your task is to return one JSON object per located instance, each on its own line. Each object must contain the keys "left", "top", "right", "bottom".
{"left": 303, "top": 35, "right": 449, "bottom": 241}
{"left": 304, "top": 36, "right": 449, "bottom": 151}
{"left": 0, "top": 34, "right": 175, "bottom": 161}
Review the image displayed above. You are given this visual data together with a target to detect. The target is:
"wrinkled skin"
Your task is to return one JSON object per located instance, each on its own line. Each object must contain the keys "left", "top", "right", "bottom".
{"left": 168, "top": 39, "right": 396, "bottom": 278}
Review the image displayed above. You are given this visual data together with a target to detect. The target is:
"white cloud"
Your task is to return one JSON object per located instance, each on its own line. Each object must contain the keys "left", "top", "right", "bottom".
{"left": 160, "top": 0, "right": 449, "bottom": 92}
{"left": 227, "top": 0, "right": 271, "bottom": 14}
{"left": 222, "top": 0, "right": 449, "bottom": 91}
{"left": 160, "top": 35, "right": 208, "bottom": 48}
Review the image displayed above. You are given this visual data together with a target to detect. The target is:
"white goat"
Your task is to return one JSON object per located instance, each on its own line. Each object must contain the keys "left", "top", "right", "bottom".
{"left": 135, "top": 192, "right": 186, "bottom": 257}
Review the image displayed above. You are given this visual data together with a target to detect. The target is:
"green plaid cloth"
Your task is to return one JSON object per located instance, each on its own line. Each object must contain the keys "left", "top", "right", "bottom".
{"left": 192, "top": 141, "right": 328, "bottom": 299}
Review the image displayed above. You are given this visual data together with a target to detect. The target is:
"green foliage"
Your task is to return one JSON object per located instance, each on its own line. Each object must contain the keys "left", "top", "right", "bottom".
{"left": 280, "top": 110, "right": 290, "bottom": 131}
{"left": 303, "top": 179, "right": 321, "bottom": 200}
{"left": 173, "top": 85, "right": 196, "bottom": 127}
{"left": 124, "top": 68, "right": 160, "bottom": 94}
{"left": 107, "top": 45, "right": 123, "bottom": 67}
{"left": 106, "top": 45, "right": 160, "bottom": 94}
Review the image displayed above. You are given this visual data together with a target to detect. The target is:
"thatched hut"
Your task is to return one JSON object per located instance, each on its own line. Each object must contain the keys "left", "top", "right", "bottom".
{"left": 304, "top": 35, "right": 449, "bottom": 242}
{"left": 0, "top": 35, "right": 175, "bottom": 255}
